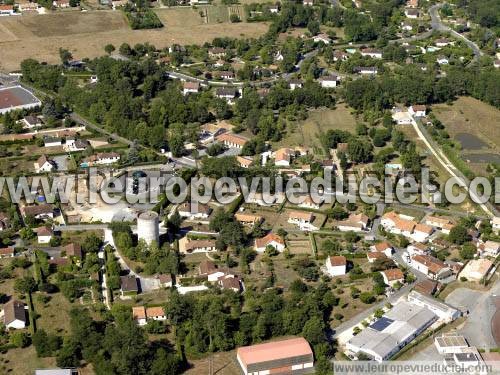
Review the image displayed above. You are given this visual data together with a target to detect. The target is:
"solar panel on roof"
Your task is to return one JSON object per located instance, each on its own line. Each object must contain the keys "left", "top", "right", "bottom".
{"left": 370, "top": 317, "right": 394, "bottom": 331}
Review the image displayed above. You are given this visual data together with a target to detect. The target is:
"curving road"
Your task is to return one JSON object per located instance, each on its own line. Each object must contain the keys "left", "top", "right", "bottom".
{"left": 429, "top": 4, "right": 483, "bottom": 60}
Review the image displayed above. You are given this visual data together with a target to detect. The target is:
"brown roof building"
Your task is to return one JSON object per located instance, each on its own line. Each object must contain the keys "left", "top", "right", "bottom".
{"left": 237, "top": 337, "right": 314, "bottom": 375}
{"left": 3, "top": 300, "right": 27, "bottom": 329}
{"left": 63, "top": 243, "right": 82, "bottom": 259}
{"left": 199, "top": 260, "right": 218, "bottom": 275}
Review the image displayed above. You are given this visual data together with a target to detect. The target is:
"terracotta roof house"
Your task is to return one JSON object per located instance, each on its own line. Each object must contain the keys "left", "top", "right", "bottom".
{"left": 237, "top": 156, "right": 253, "bottom": 168}
{"left": 337, "top": 213, "right": 369, "bottom": 232}
{"left": 0, "top": 247, "right": 15, "bottom": 258}
{"left": 3, "top": 300, "right": 27, "bottom": 329}
{"left": 326, "top": 255, "right": 347, "bottom": 277}
{"left": 235, "top": 212, "right": 263, "bottom": 226}
{"left": 367, "top": 251, "right": 388, "bottom": 263}
{"left": 288, "top": 211, "right": 317, "bottom": 230}
{"left": 237, "top": 337, "right": 314, "bottom": 375}
{"left": 413, "top": 279, "right": 439, "bottom": 295}
{"left": 254, "top": 233, "right": 285, "bottom": 253}
{"left": 179, "top": 237, "right": 217, "bottom": 254}
{"left": 132, "top": 306, "right": 147, "bottom": 326}
{"left": 381, "top": 268, "right": 404, "bottom": 286}
{"left": 216, "top": 133, "right": 248, "bottom": 149}
{"left": 183, "top": 81, "right": 200, "bottom": 95}
{"left": 411, "top": 255, "right": 452, "bottom": 280}
{"left": 146, "top": 306, "right": 166, "bottom": 321}
{"left": 372, "top": 241, "right": 393, "bottom": 257}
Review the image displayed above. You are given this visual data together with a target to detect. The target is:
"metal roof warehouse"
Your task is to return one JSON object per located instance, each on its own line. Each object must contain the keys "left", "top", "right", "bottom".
{"left": 0, "top": 85, "right": 42, "bottom": 114}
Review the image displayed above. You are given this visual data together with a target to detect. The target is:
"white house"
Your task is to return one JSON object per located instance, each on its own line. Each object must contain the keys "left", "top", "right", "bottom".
{"left": 410, "top": 254, "right": 452, "bottom": 280}
{"left": 179, "top": 237, "right": 217, "bottom": 254}
{"left": 435, "top": 38, "right": 452, "bottom": 47}
{"left": 299, "top": 196, "right": 321, "bottom": 210}
{"left": 43, "top": 136, "right": 62, "bottom": 147}
{"left": 404, "top": 8, "right": 419, "bottom": 18}
{"left": 132, "top": 306, "right": 147, "bottom": 326}
{"left": 407, "top": 242, "right": 430, "bottom": 256}
{"left": 318, "top": 75, "right": 339, "bottom": 88}
{"left": 0, "top": 5, "right": 15, "bottom": 16}
{"left": 411, "top": 223, "right": 434, "bottom": 243}
{"left": 3, "top": 300, "right": 27, "bottom": 330}
{"left": 381, "top": 268, "right": 404, "bottom": 287}
{"left": 313, "top": 33, "right": 332, "bottom": 44}
{"left": 273, "top": 147, "right": 294, "bottom": 166}
{"left": 82, "top": 152, "right": 120, "bottom": 166}
{"left": 289, "top": 79, "right": 303, "bottom": 90}
{"left": 254, "top": 233, "right": 285, "bottom": 253}
{"left": 491, "top": 217, "right": 500, "bottom": 234}
{"left": 216, "top": 133, "right": 247, "bottom": 149}
{"left": 437, "top": 56, "right": 449, "bottom": 65}
{"left": 326, "top": 255, "right": 347, "bottom": 277}
{"left": 477, "top": 240, "right": 500, "bottom": 257}
{"left": 177, "top": 202, "right": 211, "bottom": 220}
{"left": 18, "top": 115, "right": 42, "bottom": 129}
{"left": 408, "top": 105, "right": 426, "bottom": 117}
{"left": 371, "top": 241, "right": 393, "bottom": 257}
{"left": 34, "top": 155, "right": 55, "bottom": 173}
{"left": 354, "top": 66, "right": 378, "bottom": 75}
{"left": 288, "top": 211, "right": 317, "bottom": 231}
{"left": 360, "top": 48, "right": 382, "bottom": 59}
{"left": 36, "top": 227, "right": 53, "bottom": 244}
{"left": 146, "top": 307, "right": 167, "bottom": 321}
{"left": 182, "top": 82, "right": 200, "bottom": 95}
{"left": 392, "top": 111, "right": 412, "bottom": 125}
{"left": 215, "top": 87, "right": 238, "bottom": 104}
{"left": 337, "top": 213, "right": 370, "bottom": 232}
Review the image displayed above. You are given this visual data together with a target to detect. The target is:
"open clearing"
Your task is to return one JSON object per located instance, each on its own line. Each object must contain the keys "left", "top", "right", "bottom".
{"left": 432, "top": 97, "right": 500, "bottom": 174}
{"left": 0, "top": 9, "right": 268, "bottom": 71}
{"left": 432, "top": 97, "right": 500, "bottom": 151}
{"left": 274, "top": 103, "right": 358, "bottom": 153}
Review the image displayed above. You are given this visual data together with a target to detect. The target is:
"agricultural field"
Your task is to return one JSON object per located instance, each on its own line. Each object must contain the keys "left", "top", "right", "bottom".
{"left": 432, "top": 96, "right": 500, "bottom": 175}
{"left": 274, "top": 103, "right": 358, "bottom": 154}
{"left": 0, "top": 9, "right": 268, "bottom": 71}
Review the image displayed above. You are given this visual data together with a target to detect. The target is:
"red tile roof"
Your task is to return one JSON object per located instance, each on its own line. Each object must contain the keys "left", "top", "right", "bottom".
{"left": 237, "top": 337, "right": 312, "bottom": 366}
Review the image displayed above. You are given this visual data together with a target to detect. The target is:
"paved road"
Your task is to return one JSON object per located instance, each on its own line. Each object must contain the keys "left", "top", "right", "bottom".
{"left": 429, "top": 4, "right": 483, "bottom": 61}
{"left": 445, "top": 282, "right": 500, "bottom": 348}
{"left": 410, "top": 116, "right": 497, "bottom": 217}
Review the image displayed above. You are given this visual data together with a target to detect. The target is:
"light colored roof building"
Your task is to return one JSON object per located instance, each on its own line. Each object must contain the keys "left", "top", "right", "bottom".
{"left": 346, "top": 301, "right": 437, "bottom": 362}
{"left": 459, "top": 259, "right": 493, "bottom": 282}
{"left": 407, "top": 290, "right": 460, "bottom": 322}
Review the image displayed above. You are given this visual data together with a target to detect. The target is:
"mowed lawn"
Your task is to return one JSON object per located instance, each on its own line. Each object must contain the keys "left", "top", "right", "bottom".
{"left": 432, "top": 96, "right": 500, "bottom": 151}
{"left": 274, "top": 103, "right": 358, "bottom": 154}
{"left": 0, "top": 9, "right": 268, "bottom": 71}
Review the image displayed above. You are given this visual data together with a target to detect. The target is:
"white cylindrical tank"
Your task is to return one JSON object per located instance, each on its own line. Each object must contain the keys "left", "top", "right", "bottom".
{"left": 137, "top": 211, "right": 160, "bottom": 246}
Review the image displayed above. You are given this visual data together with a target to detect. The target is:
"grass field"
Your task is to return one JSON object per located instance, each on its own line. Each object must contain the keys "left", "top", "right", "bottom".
{"left": 274, "top": 104, "right": 358, "bottom": 155}
{"left": 432, "top": 97, "right": 500, "bottom": 151}
{"left": 432, "top": 97, "right": 500, "bottom": 175}
{"left": 0, "top": 9, "right": 268, "bottom": 71}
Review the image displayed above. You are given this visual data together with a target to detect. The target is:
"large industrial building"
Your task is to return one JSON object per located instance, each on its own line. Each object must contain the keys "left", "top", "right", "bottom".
{"left": 346, "top": 301, "right": 438, "bottom": 361}
{"left": 236, "top": 337, "right": 314, "bottom": 375}
{"left": 407, "top": 290, "right": 461, "bottom": 322}
{"left": 0, "top": 85, "right": 42, "bottom": 114}
{"left": 137, "top": 211, "right": 160, "bottom": 245}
